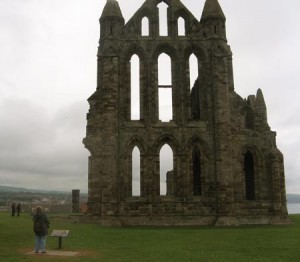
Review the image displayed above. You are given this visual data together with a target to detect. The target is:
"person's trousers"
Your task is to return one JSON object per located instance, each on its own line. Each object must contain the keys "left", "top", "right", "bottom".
{"left": 34, "top": 235, "right": 46, "bottom": 252}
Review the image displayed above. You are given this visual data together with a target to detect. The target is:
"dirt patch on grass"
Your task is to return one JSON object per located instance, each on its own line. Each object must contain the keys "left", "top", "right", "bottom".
{"left": 19, "top": 248, "right": 100, "bottom": 260}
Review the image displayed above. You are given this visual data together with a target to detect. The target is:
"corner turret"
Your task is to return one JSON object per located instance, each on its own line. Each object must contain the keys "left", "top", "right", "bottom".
{"left": 255, "top": 89, "right": 266, "bottom": 109}
{"left": 255, "top": 88, "right": 268, "bottom": 128}
{"left": 200, "top": 0, "right": 226, "bottom": 40}
{"left": 246, "top": 89, "right": 269, "bottom": 130}
{"left": 100, "top": 0, "right": 124, "bottom": 38}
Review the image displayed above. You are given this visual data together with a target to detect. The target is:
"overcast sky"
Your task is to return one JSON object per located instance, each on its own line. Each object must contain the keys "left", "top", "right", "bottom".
{"left": 0, "top": 0, "right": 300, "bottom": 194}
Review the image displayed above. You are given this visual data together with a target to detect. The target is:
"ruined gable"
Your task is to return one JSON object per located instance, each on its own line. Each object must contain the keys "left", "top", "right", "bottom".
{"left": 83, "top": 0, "right": 290, "bottom": 226}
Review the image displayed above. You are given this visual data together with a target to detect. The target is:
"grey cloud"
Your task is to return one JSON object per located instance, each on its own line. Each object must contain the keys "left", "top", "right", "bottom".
{"left": 0, "top": 0, "right": 299, "bottom": 195}
{"left": 0, "top": 97, "right": 88, "bottom": 191}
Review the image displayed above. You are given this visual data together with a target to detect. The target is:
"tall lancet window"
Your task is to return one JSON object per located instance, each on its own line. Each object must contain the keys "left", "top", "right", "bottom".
{"left": 160, "top": 144, "right": 173, "bottom": 196}
{"left": 244, "top": 151, "right": 255, "bottom": 200}
{"left": 158, "top": 2, "right": 168, "bottom": 36}
{"left": 189, "top": 54, "right": 198, "bottom": 90}
{"left": 141, "top": 17, "right": 149, "bottom": 36}
{"left": 158, "top": 53, "right": 172, "bottom": 122}
{"left": 178, "top": 17, "right": 185, "bottom": 36}
{"left": 189, "top": 54, "right": 200, "bottom": 120}
{"left": 192, "top": 148, "right": 201, "bottom": 196}
{"left": 132, "top": 146, "right": 141, "bottom": 196}
{"left": 130, "top": 54, "right": 140, "bottom": 120}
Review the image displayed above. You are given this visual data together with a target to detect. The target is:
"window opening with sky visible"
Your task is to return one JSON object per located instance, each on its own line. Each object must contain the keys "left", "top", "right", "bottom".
{"left": 132, "top": 146, "right": 141, "bottom": 196}
{"left": 131, "top": 54, "right": 140, "bottom": 120}
{"left": 158, "top": 53, "right": 172, "bottom": 122}
{"left": 160, "top": 144, "right": 173, "bottom": 196}
{"left": 158, "top": 2, "right": 168, "bottom": 36}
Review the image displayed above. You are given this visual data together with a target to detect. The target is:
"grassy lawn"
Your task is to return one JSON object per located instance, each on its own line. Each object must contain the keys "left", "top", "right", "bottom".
{"left": 0, "top": 212, "right": 299, "bottom": 261}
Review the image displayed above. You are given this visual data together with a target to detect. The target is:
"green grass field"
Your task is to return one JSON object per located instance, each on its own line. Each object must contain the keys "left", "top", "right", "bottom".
{"left": 0, "top": 212, "right": 299, "bottom": 262}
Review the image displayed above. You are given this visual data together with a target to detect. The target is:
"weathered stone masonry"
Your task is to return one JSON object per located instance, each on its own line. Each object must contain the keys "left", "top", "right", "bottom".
{"left": 83, "top": 0, "right": 290, "bottom": 226}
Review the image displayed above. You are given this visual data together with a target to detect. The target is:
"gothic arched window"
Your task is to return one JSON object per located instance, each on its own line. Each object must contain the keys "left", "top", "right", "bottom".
{"left": 141, "top": 17, "right": 149, "bottom": 36}
{"left": 158, "top": 53, "right": 172, "bottom": 122}
{"left": 132, "top": 146, "right": 141, "bottom": 196}
{"left": 160, "top": 144, "right": 173, "bottom": 196}
{"left": 192, "top": 148, "right": 201, "bottom": 196}
{"left": 189, "top": 53, "right": 198, "bottom": 90}
{"left": 244, "top": 151, "right": 255, "bottom": 200}
{"left": 190, "top": 54, "right": 200, "bottom": 120}
{"left": 130, "top": 54, "right": 140, "bottom": 120}
{"left": 178, "top": 17, "right": 185, "bottom": 36}
{"left": 158, "top": 2, "right": 168, "bottom": 36}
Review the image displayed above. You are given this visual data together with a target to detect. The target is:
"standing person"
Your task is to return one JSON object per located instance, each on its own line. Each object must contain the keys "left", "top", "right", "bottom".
{"left": 11, "top": 203, "right": 16, "bottom": 216}
{"left": 33, "top": 206, "right": 50, "bottom": 254}
{"left": 17, "top": 203, "right": 21, "bottom": 216}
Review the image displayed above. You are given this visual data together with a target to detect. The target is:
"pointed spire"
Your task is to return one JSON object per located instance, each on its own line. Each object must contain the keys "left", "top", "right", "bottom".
{"left": 255, "top": 88, "right": 268, "bottom": 126}
{"left": 101, "top": 0, "right": 124, "bottom": 21}
{"left": 255, "top": 89, "right": 266, "bottom": 108}
{"left": 201, "top": 0, "right": 225, "bottom": 22}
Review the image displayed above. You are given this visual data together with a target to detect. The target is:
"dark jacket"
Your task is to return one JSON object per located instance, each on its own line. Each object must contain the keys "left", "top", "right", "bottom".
{"left": 33, "top": 211, "right": 50, "bottom": 236}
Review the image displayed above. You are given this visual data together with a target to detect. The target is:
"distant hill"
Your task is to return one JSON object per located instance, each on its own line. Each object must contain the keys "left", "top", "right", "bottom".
{"left": 0, "top": 185, "right": 297, "bottom": 202}
{"left": 0, "top": 185, "right": 86, "bottom": 195}
{"left": 0, "top": 185, "right": 40, "bottom": 193}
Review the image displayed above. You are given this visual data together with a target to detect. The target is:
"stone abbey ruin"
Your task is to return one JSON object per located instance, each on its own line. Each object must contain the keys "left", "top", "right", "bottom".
{"left": 83, "top": 0, "right": 290, "bottom": 226}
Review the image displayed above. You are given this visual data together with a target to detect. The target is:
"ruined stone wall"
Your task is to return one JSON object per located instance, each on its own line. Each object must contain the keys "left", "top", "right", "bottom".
{"left": 83, "top": 0, "right": 290, "bottom": 226}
